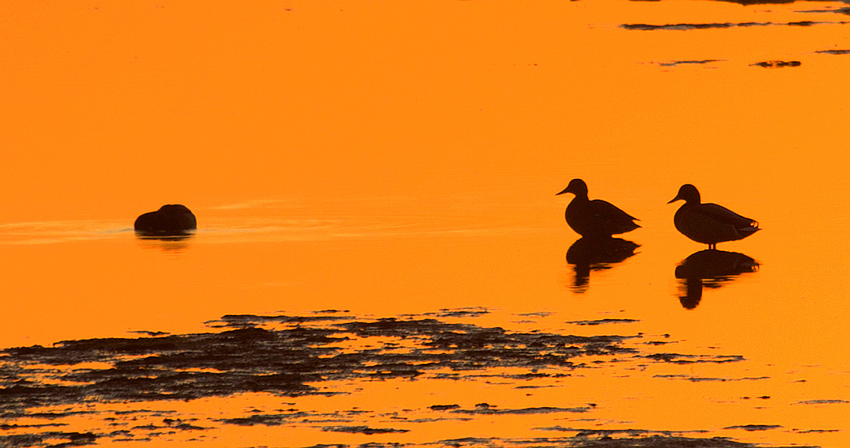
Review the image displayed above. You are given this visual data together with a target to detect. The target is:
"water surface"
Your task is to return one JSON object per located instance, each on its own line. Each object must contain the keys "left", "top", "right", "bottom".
{"left": 1, "top": 1, "right": 849, "bottom": 447}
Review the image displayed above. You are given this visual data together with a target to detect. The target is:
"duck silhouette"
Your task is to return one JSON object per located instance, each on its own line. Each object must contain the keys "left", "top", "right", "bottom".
{"left": 668, "top": 184, "right": 759, "bottom": 250}
{"left": 556, "top": 179, "right": 640, "bottom": 238}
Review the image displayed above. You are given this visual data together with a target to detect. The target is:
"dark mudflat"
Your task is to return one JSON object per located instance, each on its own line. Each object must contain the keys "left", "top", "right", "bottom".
{"left": 0, "top": 311, "right": 814, "bottom": 448}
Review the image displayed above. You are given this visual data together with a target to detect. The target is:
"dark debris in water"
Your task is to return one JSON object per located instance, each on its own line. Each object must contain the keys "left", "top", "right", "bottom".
{"left": 423, "top": 307, "right": 491, "bottom": 318}
{"left": 801, "top": 7, "right": 850, "bottom": 16}
{"left": 0, "top": 431, "right": 97, "bottom": 448}
{"left": 794, "top": 428, "right": 841, "bottom": 434}
{"left": 658, "top": 59, "right": 723, "bottom": 67}
{"left": 794, "top": 399, "right": 849, "bottom": 405}
{"left": 725, "top": 424, "right": 782, "bottom": 431}
{"left": 514, "top": 311, "right": 553, "bottom": 318}
{"left": 429, "top": 404, "right": 461, "bottom": 411}
{"left": 127, "top": 330, "right": 170, "bottom": 337}
{"left": 431, "top": 433, "right": 806, "bottom": 448}
{"left": 566, "top": 318, "right": 639, "bottom": 326}
{"left": 218, "top": 408, "right": 378, "bottom": 427}
{"left": 442, "top": 403, "right": 592, "bottom": 415}
{"left": 207, "top": 313, "right": 352, "bottom": 328}
{"left": 643, "top": 353, "right": 745, "bottom": 364}
{"left": 816, "top": 48, "right": 850, "bottom": 55}
{"left": 321, "top": 425, "right": 409, "bottom": 435}
{"left": 715, "top": 0, "right": 795, "bottom": 4}
{"left": 654, "top": 374, "right": 769, "bottom": 382}
{"left": 751, "top": 60, "right": 802, "bottom": 68}
{"left": 219, "top": 412, "right": 306, "bottom": 427}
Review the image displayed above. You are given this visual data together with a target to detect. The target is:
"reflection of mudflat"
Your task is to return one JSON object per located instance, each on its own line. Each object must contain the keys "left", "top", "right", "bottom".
{"left": 566, "top": 238, "right": 639, "bottom": 293}
{"left": 675, "top": 250, "right": 759, "bottom": 309}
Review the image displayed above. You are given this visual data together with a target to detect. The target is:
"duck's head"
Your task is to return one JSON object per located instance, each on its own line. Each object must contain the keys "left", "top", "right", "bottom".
{"left": 668, "top": 184, "right": 701, "bottom": 204}
{"left": 556, "top": 178, "right": 588, "bottom": 197}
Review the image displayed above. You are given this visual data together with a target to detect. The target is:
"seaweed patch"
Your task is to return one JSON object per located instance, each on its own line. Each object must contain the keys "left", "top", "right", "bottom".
{"left": 566, "top": 318, "right": 639, "bottom": 326}
{"left": 801, "top": 7, "right": 850, "bottom": 16}
{"left": 320, "top": 425, "right": 409, "bottom": 435}
{"left": 654, "top": 374, "right": 770, "bottom": 382}
{"left": 643, "top": 353, "right": 745, "bottom": 364}
{"left": 751, "top": 60, "right": 802, "bottom": 68}
{"left": 658, "top": 59, "right": 723, "bottom": 67}
{"left": 816, "top": 49, "right": 850, "bottom": 55}
{"left": 793, "top": 399, "right": 849, "bottom": 405}
{"left": 725, "top": 424, "right": 782, "bottom": 431}
{"left": 442, "top": 403, "right": 593, "bottom": 415}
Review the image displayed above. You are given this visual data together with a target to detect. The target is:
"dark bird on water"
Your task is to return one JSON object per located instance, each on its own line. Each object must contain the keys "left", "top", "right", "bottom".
{"left": 668, "top": 184, "right": 759, "bottom": 250}
{"left": 556, "top": 179, "right": 640, "bottom": 238}
{"left": 134, "top": 204, "right": 197, "bottom": 236}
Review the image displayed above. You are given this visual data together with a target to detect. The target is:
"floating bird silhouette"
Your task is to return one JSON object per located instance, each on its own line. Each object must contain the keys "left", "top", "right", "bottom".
{"left": 668, "top": 184, "right": 759, "bottom": 250}
{"left": 556, "top": 179, "right": 640, "bottom": 238}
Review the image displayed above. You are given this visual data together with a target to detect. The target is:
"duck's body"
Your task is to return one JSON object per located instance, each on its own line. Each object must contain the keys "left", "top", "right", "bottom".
{"left": 557, "top": 179, "right": 640, "bottom": 238}
{"left": 668, "top": 184, "right": 759, "bottom": 249}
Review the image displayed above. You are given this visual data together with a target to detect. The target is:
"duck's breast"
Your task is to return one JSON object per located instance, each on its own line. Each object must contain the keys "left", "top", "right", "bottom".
{"left": 565, "top": 200, "right": 593, "bottom": 236}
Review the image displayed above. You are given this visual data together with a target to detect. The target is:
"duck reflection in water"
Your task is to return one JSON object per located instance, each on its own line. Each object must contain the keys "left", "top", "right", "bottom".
{"left": 675, "top": 250, "right": 759, "bottom": 309}
{"left": 567, "top": 237, "right": 640, "bottom": 293}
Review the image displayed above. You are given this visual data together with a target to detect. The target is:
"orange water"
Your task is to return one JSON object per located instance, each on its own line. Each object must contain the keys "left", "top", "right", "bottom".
{"left": 1, "top": 1, "right": 849, "bottom": 447}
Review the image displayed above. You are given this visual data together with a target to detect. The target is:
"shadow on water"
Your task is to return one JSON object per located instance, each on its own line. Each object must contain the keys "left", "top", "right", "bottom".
{"left": 675, "top": 250, "right": 760, "bottom": 309}
{"left": 566, "top": 237, "right": 640, "bottom": 293}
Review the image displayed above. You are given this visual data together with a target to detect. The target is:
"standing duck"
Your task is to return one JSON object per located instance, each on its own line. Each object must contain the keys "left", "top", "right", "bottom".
{"left": 557, "top": 179, "right": 640, "bottom": 238}
{"left": 668, "top": 184, "right": 759, "bottom": 249}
